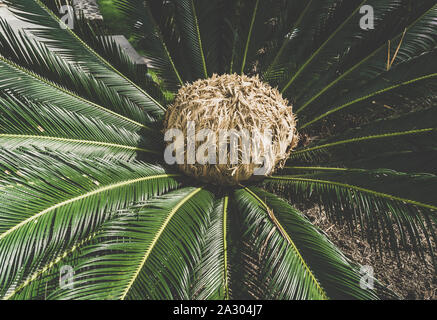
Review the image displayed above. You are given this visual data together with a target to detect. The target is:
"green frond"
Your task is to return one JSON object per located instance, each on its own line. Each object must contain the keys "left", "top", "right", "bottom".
{"left": 194, "top": 0, "right": 237, "bottom": 75}
{"left": 4, "top": 230, "right": 98, "bottom": 300}
{"left": 262, "top": 0, "right": 315, "bottom": 82}
{"left": 0, "top": 54, "right": 146, "bottom": 131}
{"left": 281, "top": 0, "right": 368, "bottom": 94}
{"left": 171, "top": 0, "right": 208, "bottom": 80}
{"left": 40, "top": 187, "right": 214, "bottom": 300}
{"left": 291, "top": 129, "right": 436, "bottom": 163}
{"left": 0, "top": 93, "right": 160, "bottom": 160}
{"left": 289, "top": 105, "right": 437, "bottom": 174}
{"left": 191, "top": 195, "right": 230, "bottom": 300}
{"left": 294, "top": 2, "right": 437, "bottom": 128}
{"left": 0, "top": 149, "right": 180, "bottom": 298}
{"left": 0, "top": 21, "right": 157, "bottom": 125}
{"left": 233, "top": 187, "right": 327, "bottom": 300}
{"left": 5, "top": 0, "right": 165, "bottom": 119}
{"left": 264, "top": 169, "right": 437, "bottom": 260}
{"left": 300, "top": 54, "right": 437, "bottom": 129}
{"left": 294, "top": 3, "right": 437, "bottom": 115}
{"left": 229, "top": 0, "right": 282, "bottom": 76}
{"left": 239, "top": 0, "right": 260, "bottom": 75}
{"left": 63, "top": 16, "right": 166, "bottom": 103}
{"left": 235, "top": 187, "right": 389, "bottom": 299}
{"left": 114, "top": 0, "right": 184, "bottom": 90}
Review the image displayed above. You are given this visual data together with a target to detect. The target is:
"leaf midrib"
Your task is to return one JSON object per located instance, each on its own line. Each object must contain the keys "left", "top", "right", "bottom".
{"left": 266, "top": 176, "right": 437, "bottom": 211}
{"left": 0, "top": 55, "right": 148, "bottom": 130}
{"left": 30, "top": 0, "right": 166, "bottom": 113}
{"left": 190, "top": 0, "right": 208, "bottom": 78}
{"left": 3, "top": 232, "right": 98, "bottom": 300}
{"left": 291, "top": 128, "right": 436, "bottom": 156}
{"left": 0, "top": 134, "right": 159, "bottom": 154}
{"left": 120, "top": 187, "right": 203, "bottom": 300}
{"left": 242, "top": 187, "right": 328, "bottom": 300}
{"left": 0, "top": 174, "right": 179, "bottom": 241}
{"left": 222, "top": 196, "right": 229, "bottom": 300}
{"left": 299, "top": 67, "right": 437, "bottom": 129}
{"left": 295, "top": 3, "right": 437, "bottom": 114}
{"left": 240, "top": 0, "right": 260, "bottom": 75}
{"left": 281, "top": 0, "right": 368, "bottom": 94}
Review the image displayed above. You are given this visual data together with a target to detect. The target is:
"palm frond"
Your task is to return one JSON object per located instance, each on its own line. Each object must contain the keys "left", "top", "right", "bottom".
{"left": 294, "top": 2, "right": 437, "bottom": 116}
{"left": 0, "top": 54, "right": 146, "bottom": 131}
{"left": 290, "top": 105, "right": 437, "bottom": 174}
{"left": 194, "top": 0, "right": 237, "bottom": 75}
{"left": 279, "top": 0, "right": 367, "bottom": 94}
{"left": 239, "top": 0, "right": 260, "bottom": 75}
{"left": 0, "top": 149, "right": 180, "bottom": 298}
{"left": 40, "top": 187, "right": 214, "bottom": 300}
{"left": 63, "top": 15, "right": 165, "bottom": 103}
{"left": 233, "top": 187, "right": 327, "bottom": 300}
{"left": 233, "top": 187, "right": 387, "bottom": 299}
{"left": 299, "top": 48, "right": 437, "bottom": 129}
{"left": 191, "top": 195, "right": 230, "bottom": 300}
{"left": 262, "top": 0, "right": 316, "bottom": 81}
{"left": 4, "top": 0, "right": 165, "bottom": 119}
{"left": 0, "top": 93, "right": 160, "bottom": 160}
{"left": 171, "top": 0, "right": 208, "bottom": 80}
{"left": 0, "top": 19, "right": 156, "bottom": 126}
{"left": 114, "top": 0, "right": 184, "bottom": 91}
{"left": 264, "top": 169, "right": 437, "bottom": 261}
{"left": 229, "top": 0, "right": 282, "bottom": 75}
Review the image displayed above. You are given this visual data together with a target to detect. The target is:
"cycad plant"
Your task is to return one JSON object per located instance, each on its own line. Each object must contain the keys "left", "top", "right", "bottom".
{"left": 0, "top": 0, "right": 436, "bottom": 300}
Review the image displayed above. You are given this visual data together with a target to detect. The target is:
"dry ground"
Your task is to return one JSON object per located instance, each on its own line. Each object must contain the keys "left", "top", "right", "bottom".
{"left": 303, "top": 207, "right": 437, "bottom": 300}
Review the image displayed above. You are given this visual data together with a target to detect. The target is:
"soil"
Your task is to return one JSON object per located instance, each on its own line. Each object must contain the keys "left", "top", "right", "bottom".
{"left": 303, "top": 206, "right": 437, "bottom": 300}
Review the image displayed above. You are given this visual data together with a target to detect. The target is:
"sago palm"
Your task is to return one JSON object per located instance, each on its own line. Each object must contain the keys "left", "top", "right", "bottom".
{"left": 0, "top": 0, "right": 436, "bottom": 300}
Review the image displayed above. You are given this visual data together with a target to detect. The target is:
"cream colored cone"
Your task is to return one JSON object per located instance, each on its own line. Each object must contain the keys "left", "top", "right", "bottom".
{"left": 164, "top": 73, "right": 299, "bottom": 185}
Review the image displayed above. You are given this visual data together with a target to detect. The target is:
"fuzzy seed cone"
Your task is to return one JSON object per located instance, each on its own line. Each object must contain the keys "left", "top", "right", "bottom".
{"left": 164, "top": 73, "right": 299, "bottom": 185}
